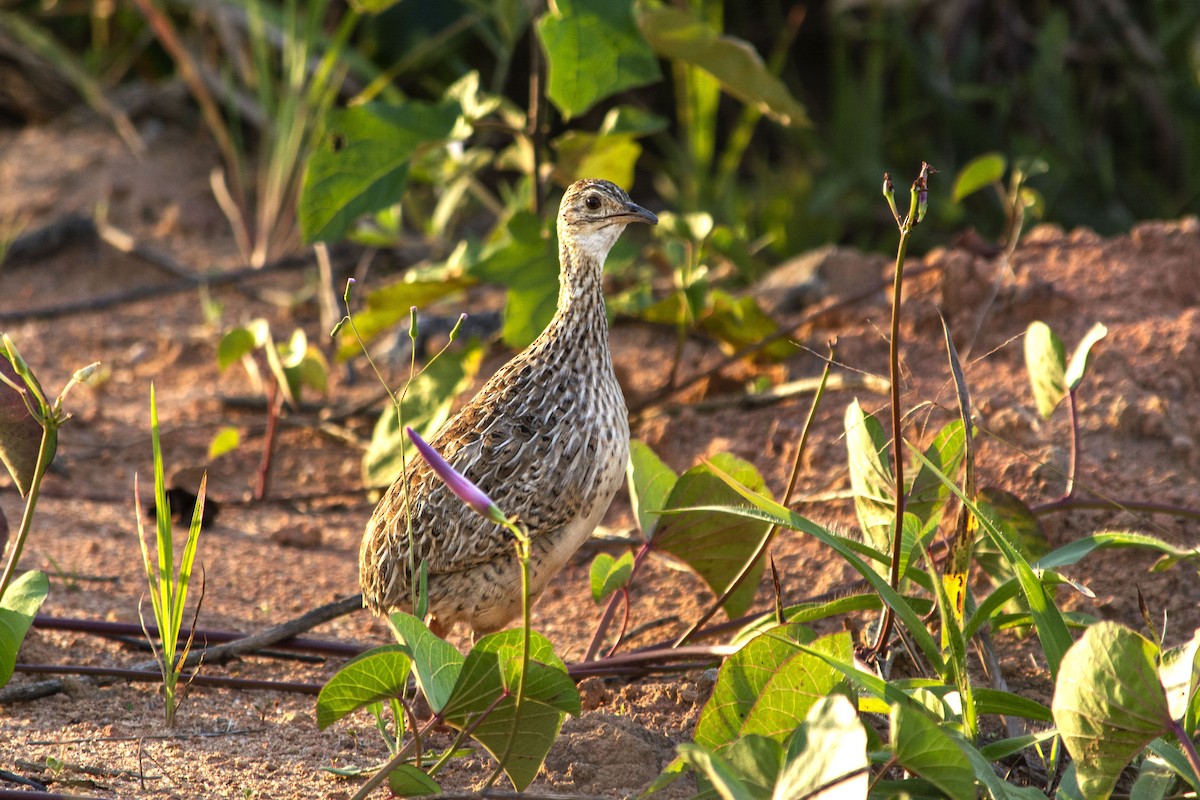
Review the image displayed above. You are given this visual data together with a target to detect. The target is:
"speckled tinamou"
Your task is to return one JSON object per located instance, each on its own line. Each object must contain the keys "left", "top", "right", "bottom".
{"left": 359, "top": 179, "right": 658, "bottom": 637}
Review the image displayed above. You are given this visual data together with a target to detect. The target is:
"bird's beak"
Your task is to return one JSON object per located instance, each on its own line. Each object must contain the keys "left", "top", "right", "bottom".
{"left": 621, "top": 201, "right": 658, "bottom": 226}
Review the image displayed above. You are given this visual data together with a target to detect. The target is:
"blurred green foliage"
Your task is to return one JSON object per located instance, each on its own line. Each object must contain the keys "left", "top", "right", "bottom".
{"left": 4, "top": 0, "right": 1198, "bottom": 257}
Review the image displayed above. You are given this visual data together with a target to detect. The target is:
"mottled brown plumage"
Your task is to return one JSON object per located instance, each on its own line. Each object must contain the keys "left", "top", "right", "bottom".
{"left": 359, "top": 179, "right": 657, "bottom": 636}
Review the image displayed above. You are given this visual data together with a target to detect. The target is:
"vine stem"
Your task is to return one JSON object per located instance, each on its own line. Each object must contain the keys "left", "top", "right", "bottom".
{"left": 0, "top": 425, "right": 54, "bottom": 600}
{"left": 1061, "top": 387, "right": 1081, "bottom": 501}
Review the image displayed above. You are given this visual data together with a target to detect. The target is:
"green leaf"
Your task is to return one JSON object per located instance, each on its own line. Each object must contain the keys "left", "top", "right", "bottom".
{"left": 844, "top": 399, "right": 893, "bottom": 556}
{"left": 334, "top": 272, "right": 477, "bottom": 360}
{"left": 1064, "top": 322, "right": 1108, "bottom": 391}
{"left": 207, "top": 426, "right": 240, "bottom": 460}
{"left": 698, "top": 291, "right": 793, "bottom": 361}
{"left": 551, "top": 130, "right": 643, "bottom": 189}
{"left": 907, "top": 419, "right": 966, "bottom": 534}
{"left": 0, "top": 570, "right": 49, "bottom": 688}
{"left": 300, "top": 99, "right": 461, "bottom": 243}
{"left": 363, "top": 344, "right": 483, "bottom": 488}
{"left": 890, "top": 703, "right": 975, "bottom": 799}
{"left": 386, "top": 764, "right": 441, "bottom": 796}
{"left": 216, "top": 327, "right": 258, "bottom": 372}
{"left": 316, "top": 644, "right": 413, "bottom": 729}
{"left": 0, "top": 354, "right": 46, "bottom": 497}
{"left": 695, "top": 626, "right": 851, "bottom": 751}
{"left": 725, "top": 735, "right": 785, "bottom": 797}
{"left": 653, "top": 454, "right": 773, "bottom": 619}
{"left": 677, "top": 743, "right": 760, "bottom": 800}
{"left": 952, "top": 153, "right": 1007, "bottom": 202}
{"left": 599, "top": 105, "right": 669, "bottom": 136}
{"left": 627, "top": 440, "right": 677, "bottom": 540}
{"left": 1131, "top": 752, "right": 1178, "bottom": 800}
{"left": 442, "top": 629, "right": 578, "bottom": 791}
{"left": 536, "top": 0, "right": 661, "bottom": 120}
{"left": 1160, "top": 627, "right": 1200, "bottom": 729}
{"left": 973, "top": 487, "right": 1050, "bottom": 587}
{"left": 638, "top": 6, "right": 809, "bottom": 127}
{"left": 468, "top": 211, "right": 560, "bottom": 349}
{"left": 589, "top": 551, "right": 634, "bottom": 604}
{"left": 1052, "top": 621, "right": 1173, "bottom": 799}
{"left": 776, "top": 695, "right": 869, "bottom": 800}
{"left": 387, "top": 612, "right": 464, "bottom": 714}
{"left": 684, "top": 467, "right": 944, "bottom": 670}
{"left": 1024, "top": 321, "right": 1066, "bottom": 419}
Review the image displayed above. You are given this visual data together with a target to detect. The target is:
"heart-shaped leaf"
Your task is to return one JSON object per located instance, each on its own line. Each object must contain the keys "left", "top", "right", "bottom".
{"left": 1024, "top": 321, "right": 1066, "bottom": 419}
{"left": 316, "top": 644, "right": 413, "bottom": 729}
{"left": 0, "top": 570, "right": 49, "bottom": 688}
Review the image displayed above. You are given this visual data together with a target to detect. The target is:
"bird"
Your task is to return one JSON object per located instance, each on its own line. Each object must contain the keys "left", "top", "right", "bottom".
{"left": 359, "top": 178, "right": 658, "bottom": 638}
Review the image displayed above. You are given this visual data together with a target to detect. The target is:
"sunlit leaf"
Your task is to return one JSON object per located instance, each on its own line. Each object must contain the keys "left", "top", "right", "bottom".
{"left": 442, "top": 628, "right": 578, "bottom": 790}
{"left": 0, "top": 570, "right": 49, "bottom": 688}
{"left": 952, "top": 153, "right": 1006, "bottom": 202}
{"left": 589, "top": 551, "right": 634, "bottom": 604}
{"left": 316, "top": 645, "right": 413, "bottom": 729}
{"left": 775, "top": 695, "right": 868, "bottom": 800}
{"left": 677, "top": 743, "right": 759, "bottom": 800}
{"left": 334, "top": 272, "right": 478, "bottom": 360}
{"left": 653, "top": 454, "right": 773, "bottom": 619}
{"left": 551, "top": 130, "right": 642, "bottom": 188}
{"left": 695, "top": 625, "right": 850, "bottom": 751}
{"left": 1024, "top": 321, "right": 1066, "bottom": 419}
{"left": 627, "top": 440, "right": 678, "bottom": 540}
{"left": 1053, "top": 621, "right": 1173, "bottom": 799}
{"left": 387, "top": 612, "right": 464, "bottom": 713}
{"left": 300, "top": 99, "right": 461, "bottom": 243}
{"left": 536, "top": 0, "right": 661, "bottom": 120}
{"left": 891, "top": 685, "right": 975, "bottom": 799}
{"left": 216, "top": 327, "right": 257, "bottom": 371}
{"left": 1064, "top": 322, "right": 1108, "bottom": 391}
{"left": 699, "top": 291, "right": 792, "bottom": 361}
{"left": 468, "top": 211, "right": 560, "bottom": 349}
{"left": 207, "top": 426, "right": 240, "bottom": 460}
{"left": 638, "top": 6, "right": 808, "bottom": 127}
{"left": 844, "top": 399, "right": 893, "bottom": 556}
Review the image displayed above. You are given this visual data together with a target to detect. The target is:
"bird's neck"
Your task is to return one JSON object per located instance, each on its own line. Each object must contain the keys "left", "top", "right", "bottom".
{"left": 534, "top": 237, "right": 611, "bottom": 361}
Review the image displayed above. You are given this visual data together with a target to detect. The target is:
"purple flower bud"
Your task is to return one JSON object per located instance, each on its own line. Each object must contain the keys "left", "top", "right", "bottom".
{"left": 407, "top": 427, "right": 506, "bottom": 524}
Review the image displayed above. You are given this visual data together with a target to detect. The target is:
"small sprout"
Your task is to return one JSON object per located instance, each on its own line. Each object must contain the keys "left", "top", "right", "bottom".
{"left": 407, "top": 426, "right": 506, "bottom": 525}
{"left": 882, "top": 173, "right": 900, "bottom": 224}
{"left": 343, "top": 277, "right": 356, "bottom": 304}
{"left": 448, "top": 313, "right": 468, "bottom": 342}
{"left": 408, "top": 306, "right": 419, "bottom": 342}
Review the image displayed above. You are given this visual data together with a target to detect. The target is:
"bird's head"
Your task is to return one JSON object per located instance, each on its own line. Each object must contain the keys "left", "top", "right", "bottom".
{"left": 557, "top": 179, "right": 658, "bottom": 262}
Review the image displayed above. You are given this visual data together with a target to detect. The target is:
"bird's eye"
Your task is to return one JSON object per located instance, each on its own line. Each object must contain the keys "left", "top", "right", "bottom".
{"left": 585, "top": 194, "right": 601, "bottom": 210}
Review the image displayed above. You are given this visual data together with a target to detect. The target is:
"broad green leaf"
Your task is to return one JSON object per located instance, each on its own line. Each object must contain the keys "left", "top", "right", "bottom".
{"left": 653, "top": 454, "right": 773, "bottom": 619}
{"left": 300, "top": 99, "right": 461, "bottom": 243}
{"left": 844, "top": 399, "right": 893, "bottom": 556}
{"left": 316, "top": 645, "right": 413, "bottom": 729}
{"left": 386, "top": 764, "right": 440, "bottom": 796}
{"left": 536, "top": 0, "right": 661, "bottom": 120}
{"left": 589, "top": 551, "right": 634, "bottom": 604}
{"left": 699, "top": 291, "right": 793, "bottom": 361}
{"left": 695, "top": 626, "right": 850, "bottom": 751}
{"left": 552, "top": 131, "right": 642, "bottom": 188}
{"left": 677, "top": 743, "right": 760, "bottom": 800}
{"left": 216, "top": 327, "right": 257, "bottom": 371}
{"left": 387, "top": 612, "right": 464, "bottom": 713}
{"left": 1064, "top": 322, "right": 1108, "bottom": 391}
{"left": 1159, "top": 627, "right": 1200, "bottom": 725}
{"left": 952, "top": 153, "right": 1006, "bottom": 202}
{"left": 727, "top": 735, "right": 785, "bottom": 797}
{"left": 207, "top": 426, "right": 240, "bottom": 460}
{"left": 0, "top": 354, "right": 45, "bottom": 497}
{"left": 1052, "top": 621, "right": 1172, "bottom": 799}
{"left": 891, "top": 687, "right": 975, "bottom": 800}
{"left": 685, "top": 467, "right": 944, "bottom": 669}
{"left": 0, "top": 570, "right": 49, "bottom": 688}
{"left": 775, "top": 695, "right": 868, "bottom": 800}
{"left": 442, "top": 629, "right": 578, "bottom": 791}
{"left": 638, "top": 6, "right": 809, "bottom": 127}
{"left": 362, "top": 343, "right": 483, "bottom": 488}
{"left": 1024, "top": 321, "right": 1066, "bottom": 419}
{"left": 627, "top": 440, "right": 677, "bottom": 540}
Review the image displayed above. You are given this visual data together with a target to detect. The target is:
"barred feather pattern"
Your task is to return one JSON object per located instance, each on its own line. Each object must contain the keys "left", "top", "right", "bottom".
{"left": 358, "top": 179, "right": 654, "bottom": 636}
